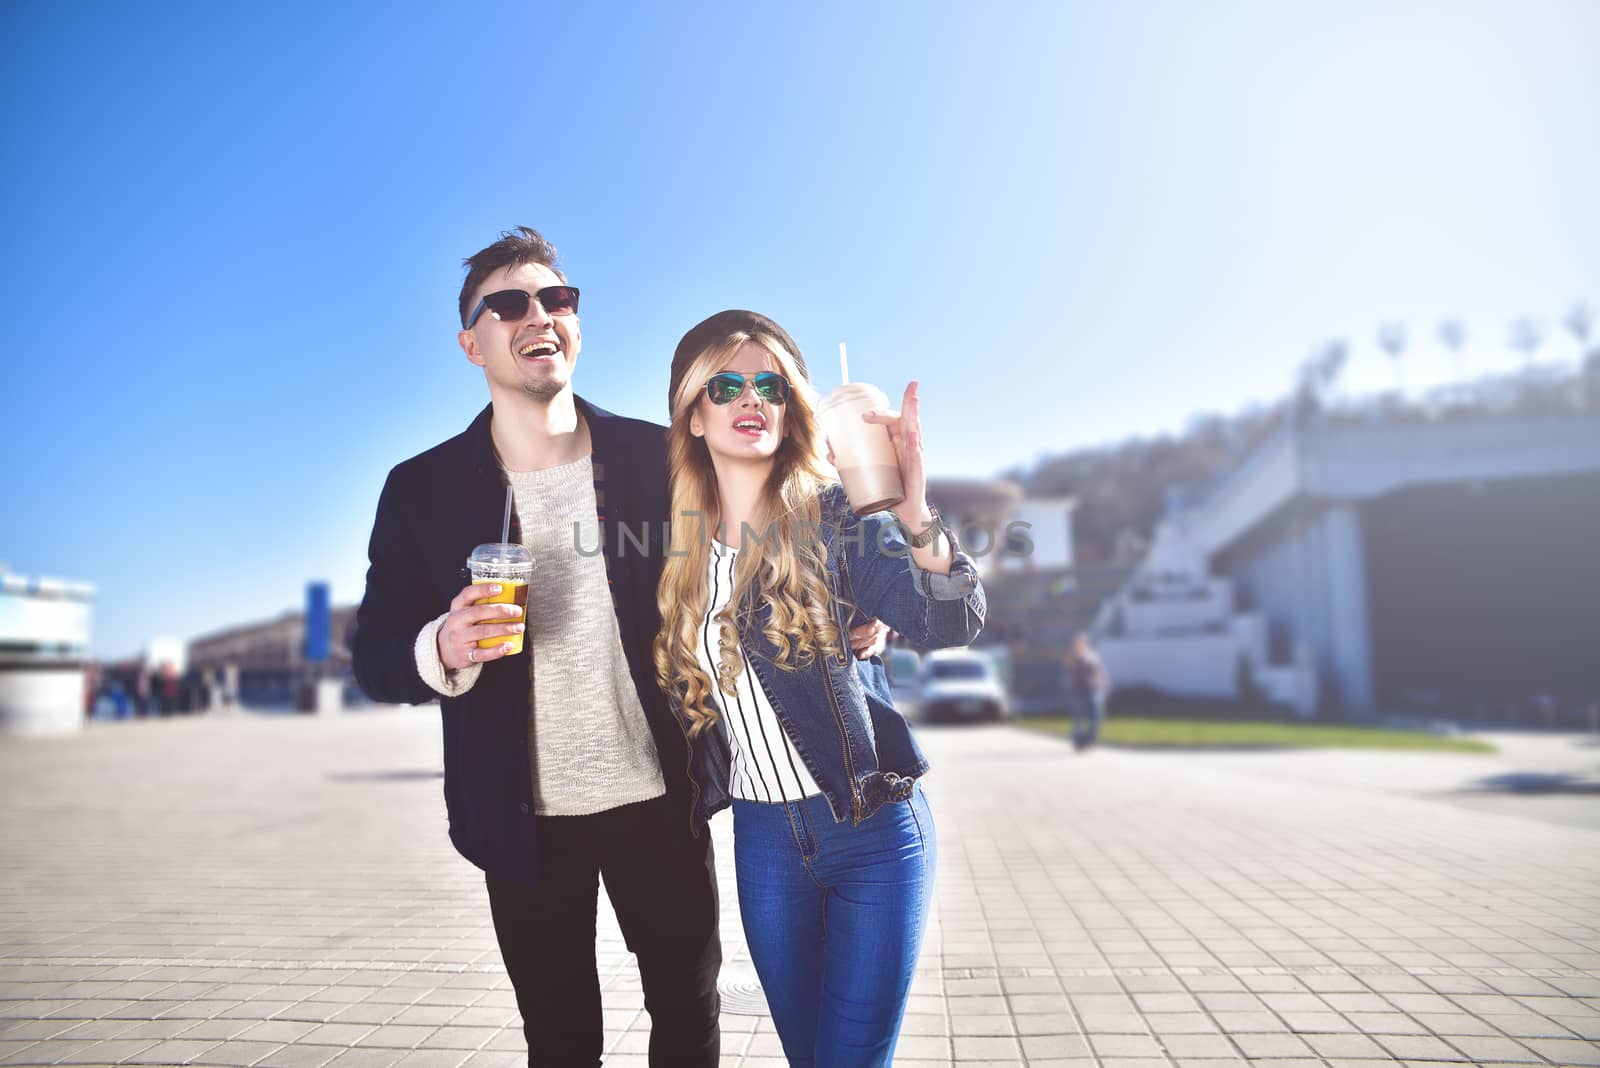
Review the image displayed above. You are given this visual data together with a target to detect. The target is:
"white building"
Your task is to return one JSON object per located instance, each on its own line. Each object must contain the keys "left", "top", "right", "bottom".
{"left": 0, "top": 571, "right": 95, "bottom": 735}
{"left": 1093, "top": 514, "right": 1318, "bottom": 718}
{"left": 924, "top": 480, "right": 1074, "bottom": 577}
{"left": 1094, "top": 413, "right": 1600, "bottom": 719}
{"left": 1000, "top": 496, "right": 1075, "bottom": 572}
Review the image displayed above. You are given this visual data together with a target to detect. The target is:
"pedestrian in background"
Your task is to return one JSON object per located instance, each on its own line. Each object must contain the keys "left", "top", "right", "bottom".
{"left": 1064, "top": 633, "right": 1110, "bottom": 751}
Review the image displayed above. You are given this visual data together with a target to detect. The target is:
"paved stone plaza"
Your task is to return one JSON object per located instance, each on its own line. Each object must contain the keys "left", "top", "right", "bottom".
{"left": 1, "top": 710, "right": 1597, "bottom": 1067}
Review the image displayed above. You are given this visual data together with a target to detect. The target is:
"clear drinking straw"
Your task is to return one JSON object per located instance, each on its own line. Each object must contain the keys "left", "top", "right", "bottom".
{"left": 838, "top": 342, "right": 850, "bottom": 385}
{"left": 500, "top": 485, "right": 513, "bottom": 545}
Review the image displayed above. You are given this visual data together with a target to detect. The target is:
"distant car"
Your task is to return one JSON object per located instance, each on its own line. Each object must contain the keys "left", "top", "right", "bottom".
{"left": 884, "top": 648, "right": 923, "bottom": 718}
{"left": 919, "top": 650, "right": 1010, "bottom": 723}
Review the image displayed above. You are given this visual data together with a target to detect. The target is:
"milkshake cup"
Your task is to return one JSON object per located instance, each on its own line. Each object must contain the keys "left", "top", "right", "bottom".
{"left": 467, "top": 543, "right": 534, "bottom": 655}
{"left": 817, "top": 383, "right": 905, "bottom": 515}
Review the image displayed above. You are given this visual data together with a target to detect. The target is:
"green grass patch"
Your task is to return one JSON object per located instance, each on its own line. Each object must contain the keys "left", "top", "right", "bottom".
{"left": 1022, "top": 716, "right": 1495, "bottom": 753}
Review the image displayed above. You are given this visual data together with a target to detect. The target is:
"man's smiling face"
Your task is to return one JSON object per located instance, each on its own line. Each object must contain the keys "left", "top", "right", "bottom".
{"left": 457, "top": 262, "right": 581, "bottom": 401}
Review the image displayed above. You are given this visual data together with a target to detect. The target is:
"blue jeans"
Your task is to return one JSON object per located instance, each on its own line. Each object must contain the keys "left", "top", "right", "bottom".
{"left": 732, "top": 785, "right": 936, "bottom": 1068}
{"left": 1070, "top": 692, "right": 1104, "bottom": 747}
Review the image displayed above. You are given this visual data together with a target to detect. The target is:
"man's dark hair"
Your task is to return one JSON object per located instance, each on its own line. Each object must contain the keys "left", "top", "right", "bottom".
{"left": 458, "top": 227, "right": 566, "bottom": 327}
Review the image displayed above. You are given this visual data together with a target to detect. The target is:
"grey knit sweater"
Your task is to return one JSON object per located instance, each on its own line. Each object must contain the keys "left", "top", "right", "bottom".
{"left": 415, "top": 456, "right": 664, "bottom": 816}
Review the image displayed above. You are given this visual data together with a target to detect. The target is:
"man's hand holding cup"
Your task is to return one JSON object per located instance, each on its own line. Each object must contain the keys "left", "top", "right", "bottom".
{"left": 439, "top": 582, "right": 526, "bottom": 670}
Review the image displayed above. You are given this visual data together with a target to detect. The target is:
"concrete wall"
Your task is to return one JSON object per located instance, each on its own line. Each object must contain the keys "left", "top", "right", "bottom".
{"left": 1096, "top": 632, "right": 1243, "bottom": 699}
{"left": 1223, "top": 503, "right": 1374, "bottom": 716}
{"left": 1303, "top": 416, "right": 1600, "bottom": 500}
{"left": 0, "top": 669, "right": 86, "bottom": 736}
{"left": 1119, "top": 578, "right": 1236, "bottom": 635}
{"left": 1191, "top": 430, "right": 1302, "bottom": 556}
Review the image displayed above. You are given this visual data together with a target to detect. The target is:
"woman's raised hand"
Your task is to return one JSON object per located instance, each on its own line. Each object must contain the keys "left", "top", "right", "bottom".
{"left": 861, "top": 381, "right": 927, "bottom": 518}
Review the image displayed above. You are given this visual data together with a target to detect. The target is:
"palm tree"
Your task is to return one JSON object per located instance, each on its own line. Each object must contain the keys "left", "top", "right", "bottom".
{"left": 1567, "top": 303, "right": 1598, "bottom": 410}
{"left": 1293, "top": 339, "right": 1348, "bottom": 424}
{"left": 1438, "top": 319, "right": 1467, "bottom": 382}
{"left": 1564, "top": 301, "right": 1592, "bottom": 355}
{"left": 1378, "top": 323, "right": 1407, "bottom": 393}
{"left": 1509, "top": 318, "right": 1544, "bottom": 373}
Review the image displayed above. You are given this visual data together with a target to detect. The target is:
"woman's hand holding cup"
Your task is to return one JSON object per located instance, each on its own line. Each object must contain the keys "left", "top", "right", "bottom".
{"left": 860, "top": 381, "right": 929, "bottom": 524}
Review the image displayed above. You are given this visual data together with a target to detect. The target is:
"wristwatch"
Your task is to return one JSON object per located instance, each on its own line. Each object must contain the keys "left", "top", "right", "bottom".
{"left": 901, "top": 507, "right": 944, "bottom": 548}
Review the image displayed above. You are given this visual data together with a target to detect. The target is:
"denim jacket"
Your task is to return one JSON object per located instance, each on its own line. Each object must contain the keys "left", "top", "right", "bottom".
{"left": 681, "top": 484, "right": 987, "bottom": 829}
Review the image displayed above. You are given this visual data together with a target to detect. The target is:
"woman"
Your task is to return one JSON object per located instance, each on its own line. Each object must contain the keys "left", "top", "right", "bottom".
{"left": 653, "top": 309, "right": 987, "bottom": 1067}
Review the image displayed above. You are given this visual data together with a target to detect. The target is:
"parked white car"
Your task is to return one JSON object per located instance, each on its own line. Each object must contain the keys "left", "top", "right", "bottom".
{"left": 884, "top": 648, "right": 923, "bottom": 718}
{"left": 919, "top": 649, "right": 1010, "bottom": 723}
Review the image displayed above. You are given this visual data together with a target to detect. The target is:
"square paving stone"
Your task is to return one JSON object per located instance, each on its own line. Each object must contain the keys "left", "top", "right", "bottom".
{"left": 1411, "top": 1011, "right": 1500, "bottom": 1036}
{"left": 1158, "top": 1033, "right": 1237, "bottom": 1058}
{"left": 1552, "top": 1014, "right": 1600, "bottom": 1040}
{"left": 1015, "top": 1013, "right": 1078, "bottom": 1036}
{"left": 1441, "top": 1033, "right": 1539, "bottom": 1061}
{"left": 1009, "top": 994, "right": 1071, "bottom": 1014}
{"left": 1231, "top": 1031, "right": 1315, "bottom": 1058}
{"left": 0, "top": 1041, "right": 59, "bottom": 1065}
{"left": 1209, "top": 1011, "right": 1282, "bottom": 1032}
{"left": 1019, "top": 1033, "right": 1091, "bottom": 1058}
{"left": 951, "top": 1014, "right": 1014, "bottom": 1036}
{"left": 297, "top": 1022, "right": 378, "bottom": 1045}
{"left": 1303, "top": 1032, "right": 1389, "bottom": 1058}
{"left": 455, "top": 1053, "right": 523, "bottom": 1067}
{"left": 1144, "top": 1013, "right": 1219, "bottom": 1034}
{"left": 949, "top": 995, "right": 1008, "bottom": 1014}
{"left": 1521, "top": 1037, "right": 1600, "bottom": 1066}
{"left": 324, "top": 1050, "right": 418, "bottom": 1068}
{"left": 202, "top": 1040, "right": 288, "bottom": 1064}
{"left": 1090, "top": 1033, "right": 1163, "bottom": 1057}
{"left": 330, "top": 1003, "right": 402, "bottom": 1026}
{"left": 123, "top": 1038, "right": 221, "bottom": 1063}
{"left": 899, "top": 1012, "right": 947, "bottom": 1035}
{"left": 889, "top": 1033, "right": 950, "bottom": 1059}
{"left": 1482, "top": 1012, "right": 1578, "bottom": 1038}
{"left": 389, "top": 1006, "right": 460, "bottom": 1027}
{"left": 1076, "top": 1012, "right": 1148, "bottom": 1033}
{"left": 104, "top": 1019, "right": 195, "bottom": 1041}
{"left": 951, "top": 1034, "right": 1021, "bottom": 1058}
{"left": 417, "top": 1026, "right": 496, "bottom": 1051}
{"left": 354, "top": 1024, "right": 437, "bottom": 1048}
{"left": 63, "top": 1039, "right": 163, "bottom": 1063}
{"left": 1196, "top": 993, "right": 1265, "bottom": 1012}
{"left": 1345, "top": 1011, "right": 1426, "bottom": 1033}
{"left": 53, "top": 1020, "right": 139, "bottom": 1042}
{"left": 1320, "top": 993, "right": 1392, "bottom": 1013}
{"left": 1133, "top": 992, "right": 1200, "bottom": 1013}
{"left": 1373, "top": 1033, "right": 1464, "bottom": 1059}
{"left": 391, "top": 1051, "right": 474, "bottom": 1068}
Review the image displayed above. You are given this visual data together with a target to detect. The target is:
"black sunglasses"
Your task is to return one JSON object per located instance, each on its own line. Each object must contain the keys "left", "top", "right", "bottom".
{"left": 465, "top": 286, "right": 580, "bottom": 329}
{"left": 705, "top": 371, "right": 791, "bottom": 406}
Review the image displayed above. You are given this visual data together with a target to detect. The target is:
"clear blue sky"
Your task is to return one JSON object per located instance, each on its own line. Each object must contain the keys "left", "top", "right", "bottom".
{"left": 3, "top": 0, "right": 1596, "bottom": 659}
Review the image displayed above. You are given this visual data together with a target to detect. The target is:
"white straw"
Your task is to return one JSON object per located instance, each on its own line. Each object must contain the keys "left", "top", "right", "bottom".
{"left": 500, "top": 485, "right": 513, "bottom": 545}
{"left": 838, "top": 342, "right": 850, "bottom": 386}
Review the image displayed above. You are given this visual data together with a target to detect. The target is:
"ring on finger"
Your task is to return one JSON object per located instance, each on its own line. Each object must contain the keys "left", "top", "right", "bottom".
{"left": 467, "top": 647, "right": 478, "bottom": 664}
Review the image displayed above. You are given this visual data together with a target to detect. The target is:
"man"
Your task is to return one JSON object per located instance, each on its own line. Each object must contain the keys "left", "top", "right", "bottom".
{"left": 1063, "top": 632, "right": 1110, "bottom": 752}
{"left": 352, "top": 227, "right": 884, "bottom": 1066}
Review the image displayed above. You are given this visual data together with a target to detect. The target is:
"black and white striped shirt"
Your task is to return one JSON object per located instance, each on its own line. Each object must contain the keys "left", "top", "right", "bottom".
{"left": 698, "top": 540, "right": 823, "bottom": 803}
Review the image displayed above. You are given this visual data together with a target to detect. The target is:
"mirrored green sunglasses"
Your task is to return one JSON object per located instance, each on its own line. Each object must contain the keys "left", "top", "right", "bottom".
{"left": 705, "top": 371, "right": 791, "bottom": 406}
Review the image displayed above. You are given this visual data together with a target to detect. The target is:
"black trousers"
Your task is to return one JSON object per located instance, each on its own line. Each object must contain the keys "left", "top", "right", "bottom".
{"left": 485, "top": 794, "right": 722, "bottom": 1067}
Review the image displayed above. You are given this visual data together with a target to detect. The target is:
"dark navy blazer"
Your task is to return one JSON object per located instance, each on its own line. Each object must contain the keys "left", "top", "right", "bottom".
{"left": 351, "top": 398, "right": 689, "bottom": 887}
